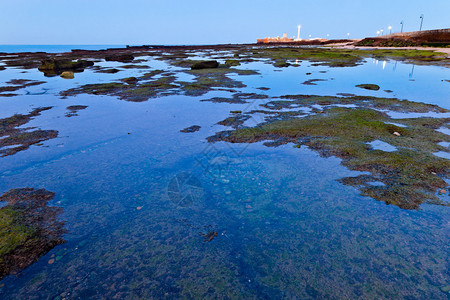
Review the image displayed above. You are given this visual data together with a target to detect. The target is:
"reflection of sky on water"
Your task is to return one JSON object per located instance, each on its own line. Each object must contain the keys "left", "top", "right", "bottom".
{"left": 233, "top": 59, "right": 450, "bottom": 109}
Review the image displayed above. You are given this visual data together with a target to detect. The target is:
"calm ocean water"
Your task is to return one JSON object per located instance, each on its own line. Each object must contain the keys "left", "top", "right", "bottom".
{"left": 0, "top": 45, "right": 126, "bottom": 53}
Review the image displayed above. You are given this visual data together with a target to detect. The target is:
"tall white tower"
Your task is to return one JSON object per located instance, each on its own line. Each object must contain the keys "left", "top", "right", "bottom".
{"left": 297, "top": 25, "right": 301, "bottom": 40}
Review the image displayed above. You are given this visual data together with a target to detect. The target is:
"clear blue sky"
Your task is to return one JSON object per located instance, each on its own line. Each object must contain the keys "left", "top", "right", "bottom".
{"left": 1, "top": 0, "right": 449, "bottom": 45}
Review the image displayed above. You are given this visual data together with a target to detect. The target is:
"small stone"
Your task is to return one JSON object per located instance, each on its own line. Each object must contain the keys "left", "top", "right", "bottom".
{"left": 136, "top": 206, "right": 143, "bottom": 210}
{"left": 55, "top": 255, "right": 63, "bottom": 261}
{"left": 48, "top": 258, "right": 55, "bottom": 264}
{"left": 440, "top": 189, "right": 447, "bottom": 194}
{"left": 180, "top": 125, "right": 200, "bottom": 133}
{"left": 245, "top": 204, "right": 252, "bottom": 209}
{"left": 393, "top": 132, "right": 401, "bottom": 136}
{"left": 60, "top": 71, "right": 74, "bottom": 79}
{"left": 441, "top": 285, "right": 450, "bottom": 293}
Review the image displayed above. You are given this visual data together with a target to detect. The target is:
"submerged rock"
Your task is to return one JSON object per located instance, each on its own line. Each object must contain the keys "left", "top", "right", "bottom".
{"left": 65, "top": 105, "right": 88, "bottom": 117}
{"left": 180, "top": 125, "right": 201, "bottom": 133}
{"left": 191, "top": 60, "right": 219, "bottom": 70}
{"left": 0, "top": 188, "right": 66, "bottom": 279}
{"left": 274, "top": 61, "right": 290, "bottom": 68}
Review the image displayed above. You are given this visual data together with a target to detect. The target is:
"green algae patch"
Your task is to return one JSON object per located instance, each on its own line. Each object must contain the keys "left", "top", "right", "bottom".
{"left": 60, "top": 71, "right": 178, "bottom": 102}
{"left": 177, "top": 67, "right": 258, "bottom": 97}
{"left": 208, "top": 95, "right": 450, "bottom": 209}
{"left": 0, "top": 107, "right": 58, "bottom": 157}
{"left": 0, "top": 188, "right": 65, "bottom": 279}
{"left": 244, "top": 46, "right": 449, "bottom": 67}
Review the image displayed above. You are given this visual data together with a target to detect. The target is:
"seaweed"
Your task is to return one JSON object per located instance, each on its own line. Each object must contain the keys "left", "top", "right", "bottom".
{"left": 65, "top": 105, "right": 88, "bottom": 117}
{"left": 208, "top": 95, "right": 450, "bottom": 209}
{"left": 0, "top": 107, "right": 58, "bottom": 157}
{"left": 0, "top": 188, "right": 66, "bottom": 279}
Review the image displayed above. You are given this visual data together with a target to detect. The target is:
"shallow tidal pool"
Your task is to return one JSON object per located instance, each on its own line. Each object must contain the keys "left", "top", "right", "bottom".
{"left": 0, "top": 46, "right": 449, "bottom": 299}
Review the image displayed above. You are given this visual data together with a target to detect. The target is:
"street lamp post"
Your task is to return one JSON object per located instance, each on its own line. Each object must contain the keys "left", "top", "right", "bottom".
{"left": 419, "top": 14, "right": 424, "bottom": 31}
{"left": 400, "top": 21, "right": 404, "bottom": 33}
{"left": 347, "top": 33, "right": 350, "bottom": 39}
{"left": 388, "top": 26, "right": 392, "bottom": 34}
{"left": 377, "top": 30, "right": 380, "bottom": 36}
{"left": 380, "top": 29, "right": 384, "bottom": 35}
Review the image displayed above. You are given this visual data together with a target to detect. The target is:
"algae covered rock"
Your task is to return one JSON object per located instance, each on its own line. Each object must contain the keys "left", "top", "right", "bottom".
{"left": 191, "top": 60, "right": 219, "bottom": 70}
{"left": 273, "top": 61, "right": 290, "bottom": 68}
{"left": 207, "top": 95, "right": 450, "bottom": 209}
{"left": 38, "top": 59, "right": 94, "bottom": 76}
{"left": 356, "top": 84, "right": 380, "bottom": 91}
{"left": 60, "top": 71, "right": 74, "bottom": 79}
{"left": 105, "top": 54, "right": 134, "bottom": 63}
{"left": 225, "top": 59, "right": 241, "bottom": 67}
{"left": 0, "top": 188, "right": 66, "bottom": 279}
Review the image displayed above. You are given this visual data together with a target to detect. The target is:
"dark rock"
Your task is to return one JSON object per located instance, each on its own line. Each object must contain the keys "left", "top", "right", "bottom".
{"left": 96, "top": 68, "right": 120, "bottom": 74}
{"left": 0, "top": 107, "right": 58, "bottom": 156}
{"left": 0, "top": 188, "right": 66, "bottom": 279}
{"left": 191, "top": 60, "right": 219, "bottom": 70}
{"left": 274, "top": 61, "right": 290, "bottom": 68}
{"left": 105, "top": 54, "right": 134, "bottom": 63}
{"left": 302, "top": 79, "right": 327, "bottom": 85}
{"left": 180, "top": 125, "right": 201, "bottom": 133}
{"left": 38, "top": 59, "right": 94, "bottom": 76}
{"left": 356, "top": 84, "right": 380, "bottom": 91}
{"left": 120, "top": 77, "right": 138, "bottom": 85}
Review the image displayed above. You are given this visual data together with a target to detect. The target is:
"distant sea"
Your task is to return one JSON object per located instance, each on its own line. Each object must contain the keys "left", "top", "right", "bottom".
{"left": 0, "top": 45, "right": 127, "bottom": 53}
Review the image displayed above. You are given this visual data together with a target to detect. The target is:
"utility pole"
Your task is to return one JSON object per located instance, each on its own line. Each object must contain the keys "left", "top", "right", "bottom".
{"left": 400, "top": 21, "right": 404, "bottom": 33}
{"left": 419, "top": 14, "right": 424, "bottom": 31}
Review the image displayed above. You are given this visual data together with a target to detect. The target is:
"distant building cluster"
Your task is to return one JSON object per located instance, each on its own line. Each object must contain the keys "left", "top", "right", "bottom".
{"left": 257, "top": 33, "right": 295, "bottom": 44}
